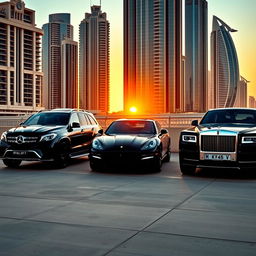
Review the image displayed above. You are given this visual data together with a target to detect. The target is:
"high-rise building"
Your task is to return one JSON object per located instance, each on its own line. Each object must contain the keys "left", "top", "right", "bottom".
{"left": 0, "top": 0, "right": 43, "bottom": 115}
{"left": 61, "top": 39, "right": 78, "bottom": 108}
{"left": 185, "top": 0, "right": 208, "bottom": 113}
{"left": 42, "top": 13, "right": 74, "bottom": 109}
{"left": 79, "top": 5, "right": 110, "bottom": 114}
{"left": 211, "top": 16, "right": 240, "bottom": 108}
{"left": 124, "top": 0, "right": 183, "bottom": 114}
{"left": 234, "top": 77, "right": 249, "bottom": 108}
{"left": 249, "top": 96, "right": 256, "bottom": 109}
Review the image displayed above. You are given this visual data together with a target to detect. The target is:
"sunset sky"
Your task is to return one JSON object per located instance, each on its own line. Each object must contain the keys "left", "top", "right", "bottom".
{"left": 25, "top": 0, "right": 256, "bottom": 112}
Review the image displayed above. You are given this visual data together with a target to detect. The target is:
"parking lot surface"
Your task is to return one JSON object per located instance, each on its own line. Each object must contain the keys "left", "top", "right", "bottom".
{"left": 0, "top": 154, "right": 256, "bottom": 256}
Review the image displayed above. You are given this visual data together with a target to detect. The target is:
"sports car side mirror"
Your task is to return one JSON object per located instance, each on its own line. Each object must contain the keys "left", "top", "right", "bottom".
{"left": 97, "top": 129, "right": 104, "bottom": 136}
{"left": 191, "top": 120, "right": 199, "bottom": 127}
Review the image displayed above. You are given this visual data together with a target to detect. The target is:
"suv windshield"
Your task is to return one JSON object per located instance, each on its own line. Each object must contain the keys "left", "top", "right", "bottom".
{"left": 24, "top": 112, "right": 70, "bottom": 126}
{"left": 201, "top": 109, "right": 256, "bottom": 125}
{"left": 106, "top": 120, "right": 156, "bottom": 135}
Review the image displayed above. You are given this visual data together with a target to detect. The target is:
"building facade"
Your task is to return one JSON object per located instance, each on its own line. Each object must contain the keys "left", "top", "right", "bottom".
{"left": 79, "top": 5, "right": 110, "bottom": 114}
{"left": 249, "top": 96, "right": 256, "bottom": 109}
{"left": 211, "top": 16, "right": 240, "bottom": 109}
{"left": 42, "top": 13, "right": 74, "bottom": 109}
{"left": 61, "top": 39, "right": 78, "bottom": 108}
{"left": 124, "top": 0, "right": 183, "bottom": 114}
{"left": 185, "top": 0, "right": 208, "bottom": 113}
{"left": 0, "top": 0, "right": 43, "bottom": 115}
{"left": 234, "top": 77, "right": 249, "bottom": 108}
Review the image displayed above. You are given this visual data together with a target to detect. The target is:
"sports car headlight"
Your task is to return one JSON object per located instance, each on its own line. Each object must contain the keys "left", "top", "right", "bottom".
{"left": 40, "top": 133, "right": 57, "bottom": 142}
{"left": 92, "top": 139, "right": 103, "bottom": 150}
{"left": 242, "top": 136, "right": 256, "bottom": 144}
{"left": 0, "top": 132, "right": 7, "bottom": 142}
{"left": 182, "top": 135, "right": 197, "bottom": 143}
{"left": 141, "top": 139, "right": 157, "bottom": 150}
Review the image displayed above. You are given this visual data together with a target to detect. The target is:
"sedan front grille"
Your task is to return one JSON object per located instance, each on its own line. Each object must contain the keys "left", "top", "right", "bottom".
{"left": 201, "top": 135, "right": 236, "bottom": 152}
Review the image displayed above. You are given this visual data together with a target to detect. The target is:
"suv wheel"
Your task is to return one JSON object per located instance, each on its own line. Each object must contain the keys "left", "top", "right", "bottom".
{"left": 3, "top": 159, "right": 22, "bottom": 168}
{"left": 54, "top": 141, "right": 70, "bottom": 169}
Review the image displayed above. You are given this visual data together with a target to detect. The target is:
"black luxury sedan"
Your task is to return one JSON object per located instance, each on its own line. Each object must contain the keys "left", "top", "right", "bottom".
{"left": 89, "top": 119, "right": 171, "bottom": 172}
{"left": 0, "top": 109, "right": 102, "bottom": 168}
{"left": 179, "top": 108, "right": 256, "bottom": 174}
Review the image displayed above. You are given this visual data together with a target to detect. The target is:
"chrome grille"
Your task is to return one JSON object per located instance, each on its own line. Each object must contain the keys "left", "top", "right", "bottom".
{"left": 7, "top": 136, "right": 39, "bottom": 144}
{"left": 201, "top": 135, "right": 236, "bottom": 152}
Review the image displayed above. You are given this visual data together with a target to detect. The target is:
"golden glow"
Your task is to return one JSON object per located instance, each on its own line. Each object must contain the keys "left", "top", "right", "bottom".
{"left": 129, "top": 106, "right": 137, "bottom": 113}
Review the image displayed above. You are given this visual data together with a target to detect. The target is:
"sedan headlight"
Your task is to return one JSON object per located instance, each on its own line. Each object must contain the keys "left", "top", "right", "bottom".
{"left": 92, "top": 139, "right": 104, "bottom": 150}
{"left": 182, "top": 135, "right": 197, "bottom": 143}
{"left": 141, "top": 139, "right": 157, "bottom": 151}
{"left": 242, "top": 136, "right": 256, "bottom": 144}
{"left": 0, "top": 132, "right": 7, "bottom": 141}
{"left": 40, "top": 133, "right": 57, "bottom": 142}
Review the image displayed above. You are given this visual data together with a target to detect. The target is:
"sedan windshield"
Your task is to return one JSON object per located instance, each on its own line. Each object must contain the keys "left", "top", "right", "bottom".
{"left": 23, "top": 112, "right": 70, "bottom": 126}
{"left": 201, "top": 109, "right": 256, "bottom": 125}
{"left": 106, "top": 120, "right": 156, "bottom": 135}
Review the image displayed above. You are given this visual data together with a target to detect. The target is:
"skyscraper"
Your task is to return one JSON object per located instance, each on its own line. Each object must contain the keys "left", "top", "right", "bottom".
{"left": 61, "top": 39, "right": 78, "bottom": 108}
{"left": 0, "top": 0, "right": 43, "bottom": 114}
{"left": 234, "top": 77, "right": 249, "bottom": 108}
{"left": 211, "top": 16, "right": 240, "bottom": 109}
{"left": 79, "top": 5, "right": 110, "bottom": 114}
{"left": 42, "top": 13, "right": 74, "bottom": 109}
{"left": 185, "top": 0, "right": 208, "bottom": 113}
{"left": 124, "top": 0, "right": 183, "bottom": 114}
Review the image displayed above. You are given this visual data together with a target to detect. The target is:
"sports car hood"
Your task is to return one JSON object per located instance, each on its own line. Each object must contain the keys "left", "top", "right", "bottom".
{"left": 184, "top": 124, "right": 256, "bottom": 135}
{"left": 6, "top": 125, "right": 65, "bottom": 135}
{"left": 96, "top": 135, "right": 155, "bottom": 150}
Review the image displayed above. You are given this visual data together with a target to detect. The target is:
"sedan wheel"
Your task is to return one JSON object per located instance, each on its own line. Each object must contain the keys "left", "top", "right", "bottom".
{"left": 3, "top": 159, "right": 22, "bottom": 168}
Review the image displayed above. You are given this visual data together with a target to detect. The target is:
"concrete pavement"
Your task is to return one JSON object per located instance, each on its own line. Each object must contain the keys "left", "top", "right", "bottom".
{"left": 0, "top": 154, "right": 255, "bottom": 256}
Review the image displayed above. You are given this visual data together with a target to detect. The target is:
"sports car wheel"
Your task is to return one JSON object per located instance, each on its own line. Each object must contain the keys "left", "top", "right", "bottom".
{"left": 3, "top": 159, "right": 22, "bottom": 168}
{"left": 163, "top": 150, "right": 171, "bottom": 163}
{"left": 90, "top": 160, "right": 102, "bottom": 172}
{"left": 152, "top": 156, "right": 162, "bottom": 172}
{"left": 180, "top": 164, "right": 196, "bottom": 175}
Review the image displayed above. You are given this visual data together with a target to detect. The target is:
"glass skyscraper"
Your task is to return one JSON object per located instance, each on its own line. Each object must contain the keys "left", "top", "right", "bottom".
{"left": 79, "top": 5, "right": 110, "bottom": 114}
{"left": 211, "top": 16, "right": 240, "bottom": 109}
{"left": 124, "top": 0, "right": 183, "bottom": 114}
{"left": 42, "top": 13, "right": 74, "bottom": 109}
{"left": 185, "top": 0, "right": 208, "bottom": 113}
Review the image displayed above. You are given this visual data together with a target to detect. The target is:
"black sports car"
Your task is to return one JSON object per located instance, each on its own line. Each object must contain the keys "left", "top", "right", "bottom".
{"left": 89, "top": 119, "right": 171, "bottom": 172}
{"left": 179, "top": 108, "right": 256, "bottom": 174}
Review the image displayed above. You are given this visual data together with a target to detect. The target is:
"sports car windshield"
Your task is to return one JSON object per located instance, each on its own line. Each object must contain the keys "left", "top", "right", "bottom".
{"left": 201, "top": 109, "right": 256, "bottom": 125}
{"left": 23, "top": 112, "right": 70, "bottom": 126}
{"left": 106, "top": 120, "right": 156, "bottom": 135}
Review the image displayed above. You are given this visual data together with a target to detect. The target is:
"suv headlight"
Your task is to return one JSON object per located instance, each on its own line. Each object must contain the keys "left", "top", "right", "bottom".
{"left": 92, "top": 139, "right": 103, "bottom": 150}
{"left": 182, "top": 135, "right": 197, "bottom": 143}
{"left": 40, "top": 133, "right": 57, "bottom": 142}
{"left": 242, "top": 136, "right": 256, "bottom": 144}
{"left": 0, "top": 132, "right": 7, "bottom": 142}
{"left": 141, "top": 139, "right": 157, "bottom": 151}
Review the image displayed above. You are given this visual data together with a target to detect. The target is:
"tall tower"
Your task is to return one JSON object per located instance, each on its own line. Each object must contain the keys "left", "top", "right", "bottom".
{"left": 0, "top": 0, "right": 43, "bottom": 114}
{"left": 124, "top": 0, "right": 183, "bottom": 114}
{"left": 42, "top": 13, "right": 74, "bottom": 109}
{"left": 234, "top": 77, "right": 249, "bottom": 108}
{"left": 185, "top": 0, "right": 208, "bottom": 113}
{"left": 211, "top": 16, "right": 240, "bottom": 108}
{"left": 79, "top": 5, "right": 110, "bottom": 114}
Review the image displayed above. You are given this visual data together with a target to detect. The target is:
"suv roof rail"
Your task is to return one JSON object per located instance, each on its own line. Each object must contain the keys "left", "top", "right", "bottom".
{"left": 51, "top": 108, "right": 93, "bottom": 114}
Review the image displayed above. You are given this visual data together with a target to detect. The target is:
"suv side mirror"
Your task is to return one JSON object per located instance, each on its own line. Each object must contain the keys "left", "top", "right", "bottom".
{"left": 191, "top": 120, "right": 199, "bottom": 127}
{"left": 71, "top": 122, "right": 80, "bottom": 128}
{"left": 160, "top": 129, "right": 168, "bottom": 135}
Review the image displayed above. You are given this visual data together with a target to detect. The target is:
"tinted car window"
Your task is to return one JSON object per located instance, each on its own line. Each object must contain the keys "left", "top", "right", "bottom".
{"left": 24, "top": 112, "right": 70, "bottom": 126}
{"left": 201, "top": 110, "right": 256, "bottom": 125}
{"left": 106, "top": 120, "right": 156, "bottom": 135}
{"left": 87, "top": 115, "right": 97, "bottom": 125}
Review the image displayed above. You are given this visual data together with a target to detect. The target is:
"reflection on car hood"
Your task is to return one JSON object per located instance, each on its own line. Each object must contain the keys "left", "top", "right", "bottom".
{"left": 7, "top": 125, "right": 65, "bottom": 135}
{"left": 97, "top": 135, "right": 155, "bottom": 150}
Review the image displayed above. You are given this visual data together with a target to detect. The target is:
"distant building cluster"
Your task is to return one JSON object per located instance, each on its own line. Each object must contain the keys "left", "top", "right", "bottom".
{"left": 0, "top": 0, "right": 253, "bottom": 115}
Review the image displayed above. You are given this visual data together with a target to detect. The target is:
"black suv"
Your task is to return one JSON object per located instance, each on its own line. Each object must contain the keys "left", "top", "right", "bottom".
{"left": 0, "top": 109, "right": 102, "bottom": 168}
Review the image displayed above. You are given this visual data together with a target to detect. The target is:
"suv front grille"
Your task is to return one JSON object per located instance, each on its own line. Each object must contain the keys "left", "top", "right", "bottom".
{"left": 7, "top": 136, "right": 39, "bottom": 144}
{"left": 201, "top": 135, "right": 236, "bottom": 152}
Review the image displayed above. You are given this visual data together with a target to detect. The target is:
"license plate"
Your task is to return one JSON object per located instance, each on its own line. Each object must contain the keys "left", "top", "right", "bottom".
{"left": 13, "top": 151, "right": 27, "bottom": 156}
{"left": 204, "top": 154, "right": 231, "bottom": 161}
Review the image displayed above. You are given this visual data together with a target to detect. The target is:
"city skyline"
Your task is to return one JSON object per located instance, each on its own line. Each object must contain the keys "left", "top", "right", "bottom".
{"left": 24, "top": 0, "right": 256, "bottom": 112}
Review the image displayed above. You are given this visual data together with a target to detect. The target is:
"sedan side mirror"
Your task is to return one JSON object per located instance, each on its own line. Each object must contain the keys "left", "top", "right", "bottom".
{"left": 160, "top": 129, "right": 169, "bottom": 135}
{"left": 191, "top": 120, "right": 199, "bottom": 127}
{"left": 71, "top": 122, "right": 80, "bottom": 128}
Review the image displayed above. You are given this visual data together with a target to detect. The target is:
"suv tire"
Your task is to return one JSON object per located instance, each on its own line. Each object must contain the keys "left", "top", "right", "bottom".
{"left": 3, "top": 159, "right": 22, "bottom": 168}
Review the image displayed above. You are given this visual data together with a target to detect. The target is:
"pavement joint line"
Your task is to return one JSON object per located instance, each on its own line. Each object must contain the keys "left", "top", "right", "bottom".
{"left": 103, "top": 179, "right": 216, "bottom": 256}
